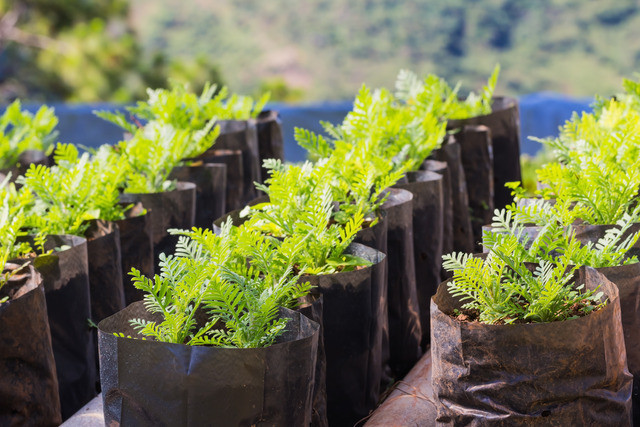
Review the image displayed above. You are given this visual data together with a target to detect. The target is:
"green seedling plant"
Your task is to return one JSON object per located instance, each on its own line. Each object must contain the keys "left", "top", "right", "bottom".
{"left": 295, "top": 85, "right": 437, "bottom": 226}
{"left": 486, "top": 207, "right": 640, "bottom": 269}
{"left": 127, "top": 221, "right": 310, "bottom": 347}
{"left": 0, "top": 177, "right": 38, "bottom": 300}
{"left": 0, "top": 100, "right": 58, "bottom": 170}
{"left": 443, "top": 215, "right": 606, "bottom": 324}
{"left": 18, "top": 143, "right": 129, "bottom": 238}
{"left": 117, "top": 119, "right": 219, "bottom": 193}
{"left": 395, "top": 64, "right": 500, "bottom": 121}
{"left": 249, "top": 159, "right": 371, "bottom": 274}
{"left": 297, "top": 85, "right": 446, "bottom": 173}
{"left": 96, "top": 82, "right": 269, "bottom": 134}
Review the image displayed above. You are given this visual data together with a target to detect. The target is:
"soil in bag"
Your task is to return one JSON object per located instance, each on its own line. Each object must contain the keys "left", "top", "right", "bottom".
{"left": 431, "top": 266, "right": 632, "bottom": 425}
{"left": 379, "top": 188, "right": 422, "bottom": 379}
{"left": 452, "top": 125, "right": 494, "bottom": 252}
{"left": 115, "top": 203, "right": 154, "bottom": 305}
{"left": 447, "top": 97, "right": 521, "bottom": 211}
{"left": 355, "top": 212, "right": 390, "bottom": 390}
{"left": 197, "top": 149, "right": 244, "bottom": 212}
{"left": 120, "top": 182, "right": 196, "bottom": 270}
{"left": 26, "top": 234, "right": 97, "bottom": 421}
{"left": 170, "top": 163, "right": 227, "bottom": 229}
{"left": 256, "top": 110, "right": 284, "bottom": 182}
{"left": 98, "top": 303, "right": 319, "bottom": 426}
{"left": 297, "top": 290, "right": 328, "bottom": 427}
{"left": 0, "top": 263, "right": 61, "bottom": 426}
{"left": 304, "top": 243, "right": 386, "bottom": 427}
{"left": 431, "top": 137, "right": 474, "bottom": 253}
{"left": 395, "top": 170, "right": 443, "bottom": 349}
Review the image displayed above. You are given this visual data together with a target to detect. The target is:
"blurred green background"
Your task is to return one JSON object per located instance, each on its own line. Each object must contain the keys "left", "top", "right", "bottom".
{"left": 1, "top": 0, "right": 638, "bottom": 103}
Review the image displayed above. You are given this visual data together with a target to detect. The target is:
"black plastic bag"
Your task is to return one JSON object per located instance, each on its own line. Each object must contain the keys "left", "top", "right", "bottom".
{"left": 431, "top": 137, "right": 474, "bottom": 253}
{"left": 170, "top": 163, "right": 227, "bottom": 229}
{"left": 256, "top": 110, "right": 284, "bottom": 182}
{"left": 303, "top": 243, "right": 386, "bottom": 427}
{"left": 379, "top": 188, "right": 423, "bottom": 379}
{"left": 120, "top": 182, "right": 196, "bottom": 269}
{"left": 85, "top": 220, "right": 125, "bottom": 324}
{"left": 431, "top": 266, "right": 632, "bottom": 425}
{"left": 355, "top": 213, "right": 390, "bottom": 389}
{"left": 0, "top": 264, "right": 61, "bottom": 426}
{"left": 196, "top": 119, "right": 261, "bottom": 207}
{"left": 422, "top": 159, "right": 452, "bottom": 258}
{"left": 98, "top": 302, "right": 319, "bottom": 426}
{"left": 298, "top": 290, "right": 328, "bottom": 427}
{"left": 571, "top": 223, "right": 640, "bottom": 425}
{"left": 448, "top": 97, "right": 521, "bottom": 211}
{"left": 28, "top": 235, "right": 97, "bottom": 421}
{"left": 197, "top": 149, "right": 244, "bottom": 212}
{"left": 452, "top": 125, "right": 494, "bottom": 252}
{"left": 395, "top": 170, "right": 443, "bottom": 349}
{"left": 115, "top": 203, "right": 154, "bottom": 305}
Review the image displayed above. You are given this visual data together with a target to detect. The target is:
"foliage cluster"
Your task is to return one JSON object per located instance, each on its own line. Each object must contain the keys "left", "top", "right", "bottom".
{"left": 442, "top": 205, "right": 638, "bottom": 324}
{"left": 0, "top": 177, "right": 37, "bottom": 293}
{"left": 1, "top": 0, "right": 224, "bottom": 102}
{"left": 443, "top": 77, "right": 640, "bottom": 325}
{"left": 0, "top": 101, "right": 58, "bottom": 170}
{"left": 96, "top": 81, "right": 273, "bottom": 193}
{"left": 510, "top": 82, "right": 640, "bottom": 226}
{"left": 18, "top": 144, "right": 128, "bottom": 237}
{"left": 127, "top": 223, "right": 311, "bottom": 347}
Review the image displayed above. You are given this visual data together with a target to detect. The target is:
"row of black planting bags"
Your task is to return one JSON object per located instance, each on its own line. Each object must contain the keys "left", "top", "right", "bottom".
{"left": 1, "top": 101, "right": 519, "bottom": 426}
{"left": 0, "top": 112, "right": 284, "bottom": 424}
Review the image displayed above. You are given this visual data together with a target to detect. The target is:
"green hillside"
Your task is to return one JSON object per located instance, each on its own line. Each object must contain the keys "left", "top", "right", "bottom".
{"left": 131, "top": 0, "right": 640, "bottom": 100}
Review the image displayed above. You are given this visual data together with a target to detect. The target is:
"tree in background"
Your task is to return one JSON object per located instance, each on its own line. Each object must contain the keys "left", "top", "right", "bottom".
{"left": 0, "top": 0, "right": 223, "bottom": 102}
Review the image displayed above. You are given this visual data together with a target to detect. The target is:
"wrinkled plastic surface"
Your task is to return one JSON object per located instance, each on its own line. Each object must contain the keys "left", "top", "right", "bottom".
{"left": 120, "top": 182, "right": 196, "bottom": 269}
{"left": 448, "top": 97, "right": 522, "bottom": 211}
{"left": 571, "top": 223, "right": 640, "bottom": 425}
{"left": 395, "top": 170, "right": 443, "bottom": 349}
{"left": 256, "top": 110, "right": 284, "bottom": 182}
{"left": 304, "top": 243, "right": 386, "bottom": 427}
{"left": 453, "top": 125, "right": 494, "bottom": 252}
{"left": 98, "top": 303, "right": 319, "bottom": 426}
{"left": 0, "top": 264, "right": 61, "bottom": 426}
{"left": 85, "top": 220, "right": 125, "bottom": 323}
{"left": 298, "top": 290, "right": 328, "bottom": 427}
{"left": 355, "top": 213, "right": 390, "bottom": 389}
{"left": 171, "top": 163, "right": 227, "bottom": 229}
{"left": 380, "top": 188, "right": 422, "bottom": 379}
{"left": 115, "top": 204, "right": 154, "bottom": 305}
{"left": 28, "top": 235, "right": 97, "bottom": 421}
{"left": 431, "top": 266, "right": 633, "bottom": 425}
{"left": 432, "top": 138, "right": 474, "bottom": 253}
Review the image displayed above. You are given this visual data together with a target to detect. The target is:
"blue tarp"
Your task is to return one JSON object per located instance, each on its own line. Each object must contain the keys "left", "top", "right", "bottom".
{"left": 13, "top": 93, "right": 594, "bottom": 162}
